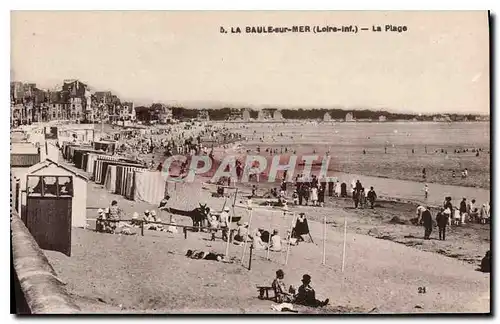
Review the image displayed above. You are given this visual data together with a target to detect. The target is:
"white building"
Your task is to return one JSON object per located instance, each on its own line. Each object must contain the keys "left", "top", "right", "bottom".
{"left": 345, "top": 112, "right": 355, "bottom": 122}
{"left": 273, "top": 110, "right": 283, "bottom": 120}
{"left": 324, "top": 112, "right": 331, "bottom": 121}
{"left": 242, "top": 109, "right": 251, "bottom": 121}
{"left": 378, "top": 115, "right": 387, "bottom": 122}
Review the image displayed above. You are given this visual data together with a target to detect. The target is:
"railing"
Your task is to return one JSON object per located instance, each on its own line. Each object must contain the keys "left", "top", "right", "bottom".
{"left": 96, "top": 218, "right": 237, "bottom": 239}
{"left": 11, "top": 211, "right": 80, "bottom": 314}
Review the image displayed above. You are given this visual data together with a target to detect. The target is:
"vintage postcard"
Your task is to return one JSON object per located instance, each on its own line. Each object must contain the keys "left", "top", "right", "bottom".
{"left": 10, "top": 11, "right": 490, "bottom": 314}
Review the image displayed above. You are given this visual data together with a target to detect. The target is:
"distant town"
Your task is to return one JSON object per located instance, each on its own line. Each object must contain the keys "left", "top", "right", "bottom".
{"left": 10, "top": 79, "right": 490, "bottom": 127}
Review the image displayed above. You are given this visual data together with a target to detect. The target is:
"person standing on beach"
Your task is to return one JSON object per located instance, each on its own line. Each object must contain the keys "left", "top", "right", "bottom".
{"left": 422, "top": 207, "right": 433, "bottom": 240}
{"left": 353, "top": 189, "right": 360, "bottom": 209}
{"left": 367, "top": 186, "right": 377, "bottom": 209}
{"left": 424, "top": 184, "right": 429, "bottom": 199}
{"left": 459, "top": 198, "right": 467, "bottom": 218}
{"left": 436, "top": 208, "right": 448, "bottom": 240}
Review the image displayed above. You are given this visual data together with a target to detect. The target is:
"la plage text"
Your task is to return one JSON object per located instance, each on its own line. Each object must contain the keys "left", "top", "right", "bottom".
{"left": 220, "top": 25, "right": 408, "bottom": 34}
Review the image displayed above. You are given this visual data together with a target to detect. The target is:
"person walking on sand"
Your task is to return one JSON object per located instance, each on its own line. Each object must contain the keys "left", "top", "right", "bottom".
{"left": 424, "top": 184, "right": 429, "bottom": 199}
{"left": 422, "top": 207, "right": 433, "bottom": 240}
{"left": 353, "top": 189, "right": 360, "bottom": 209}
{"left": 367, "top": 186, "right": 377, "bottom": 209}
{"left": 436, "top": 208, "right": 448, "bottom": 241}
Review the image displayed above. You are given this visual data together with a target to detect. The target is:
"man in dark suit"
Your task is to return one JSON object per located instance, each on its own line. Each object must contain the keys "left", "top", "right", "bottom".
{"left": 436, "top": 208, "right": 449, "bottom": 240}
{"left": 422, "top": 207, "right": 433, "bottom": 240}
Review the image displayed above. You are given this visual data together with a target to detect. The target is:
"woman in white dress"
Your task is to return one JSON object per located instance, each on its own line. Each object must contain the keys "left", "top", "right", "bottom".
{"left": 310, "top": 186, "right": 318, "bottom": 206}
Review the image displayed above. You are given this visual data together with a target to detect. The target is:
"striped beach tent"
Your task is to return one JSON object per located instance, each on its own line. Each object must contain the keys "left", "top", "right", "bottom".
{"left": 104, "top": 165, "right": 117, "bottom": 193}
{"left": 86, "top": 153, "right": 112, "bottom": 174}
{"left": 92, "top": 156, "right": 123, "bottom": 183}
{"left": 133, "top": 171, "right": 169, "bottom": 205}
{"left": 125, "top": 171, "right": 136, "bottom": 200}
{"left": 115, "top": 165, "right": 145, "bottom": 196}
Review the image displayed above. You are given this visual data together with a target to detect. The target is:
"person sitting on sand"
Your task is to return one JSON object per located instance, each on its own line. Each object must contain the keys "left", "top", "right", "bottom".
{"left": 252, "top": 230, "right": 268, "bottom": 250}
{"left": 167, "top": 216, "right": 178, "bottom": 234}
{"left": 269, "top": 229, "right": 282, "bottom": 252}
{"left": 96, "top": 208, "right": 106, "bottom": 233}
{"left": 107, "top": 200, "right": 122, "bottom": 233}
{"left": 272, "top": 269, "right": 295, "bottom": 303}
{"left": 294, "top": 274, "right": 329, "bottom": 308}
{"left": 131, "top": 212, "right": 141, "bottom": 226}
{"left": 234, "top": 221, "right": 250, "bottom": 244}
{"left": 143, "top": 210, "right": 151, "bottom": 223}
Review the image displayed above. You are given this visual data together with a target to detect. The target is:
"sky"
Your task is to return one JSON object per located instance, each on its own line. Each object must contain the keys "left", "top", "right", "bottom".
{"left": 11, "top": 11, "right": 489, "bottom": 114}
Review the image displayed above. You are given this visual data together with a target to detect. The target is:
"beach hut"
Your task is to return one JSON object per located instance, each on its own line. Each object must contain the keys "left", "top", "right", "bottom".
{"left": 24, "top": 174, "right": 74, "bottom": 256}
{"left": 323, "top": 112, "right": 331, "bottom": 122}
{"left": 15, "top": 159, "right": 88, "bottom": 229}
{"left": 11, "top": 142, "right": 40, "bottom": 167}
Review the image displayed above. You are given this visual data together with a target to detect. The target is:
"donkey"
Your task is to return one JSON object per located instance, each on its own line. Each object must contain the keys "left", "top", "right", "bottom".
{"left": 167, "top": 203, "right": 211, "bottom": 231}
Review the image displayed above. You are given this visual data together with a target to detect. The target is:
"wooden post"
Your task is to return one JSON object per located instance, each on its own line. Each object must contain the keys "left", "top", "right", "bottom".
{"left": 225, "top": 188, "right": 238, "bottom": 257}
{"left": 285, "top": 212, "right": 296, "bottom": 265}
{"left": 240, "top": 207, "right": 253, "bottom": 264}
{"left": 341, "top": 216, "right": 347, "bottom": 272}
{"left": 266, "top": 215, "right": 273, "bottom": 260}
{"left": 248, "top": 244, "right": 253, "bottom": 270}
{"left": 184, "top": 227, "right": 188, "bottom": 239}
{"left": 140, "top": 221, "right": 144, "bottom": 236}
{"left": 322, "top": 215, "right": 326, "bottom": 265}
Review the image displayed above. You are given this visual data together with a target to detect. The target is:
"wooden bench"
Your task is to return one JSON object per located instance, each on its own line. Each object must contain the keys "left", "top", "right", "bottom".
{"left": 256, "top": 285, "right": 275, "bottom": 300}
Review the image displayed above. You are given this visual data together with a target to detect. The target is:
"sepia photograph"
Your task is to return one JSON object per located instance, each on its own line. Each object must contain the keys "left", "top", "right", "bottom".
{"left": 9, "top": 10, "right": 491, "bottom": 315}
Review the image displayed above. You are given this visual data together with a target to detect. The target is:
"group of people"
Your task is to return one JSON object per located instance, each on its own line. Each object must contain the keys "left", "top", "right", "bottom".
{"left": 96, "top": 198, "right": 179, "bottom": 235}
{"left": 271, "top": 269, "right": 329, "bottom": 308}
{"left": 351, "top": 180, "right": 378, "bottom": 209}
{"left": 416, "top": 197, "right": 491, "bottom": 241}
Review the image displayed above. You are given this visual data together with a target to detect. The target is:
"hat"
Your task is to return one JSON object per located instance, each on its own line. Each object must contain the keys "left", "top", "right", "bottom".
{"left": 302, "top": 274, "right": 311, "bottom": 282}
{"left": 150, "top": 210, "right": 157, "bottom": 216}
{"left": 144, "top": 210, "right": 150, "bottom": 214}
{"left": 237, "top": 220, "right": 243, "bottom": 226}
{"left": 299, "top": 212, "right": 305, "bottom": 216}
{"left": 256, "top": 231, "right": 261, "bottom": 237}
{"left": 224, "top": 206, "right": 230, "bottom": 211}
{"left": 132, "top": 212, "right": 139, "bottom": 219}
{"left": 97, "top": 208, "right": 104, "bottom": 214}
